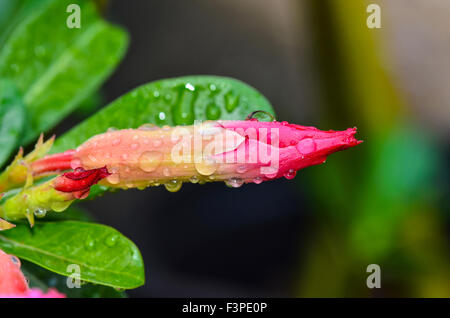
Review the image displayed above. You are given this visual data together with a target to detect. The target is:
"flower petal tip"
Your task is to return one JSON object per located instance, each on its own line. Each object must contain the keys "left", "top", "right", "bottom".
{"left": 53, "top": 166, "right": 110, "bottom": 193}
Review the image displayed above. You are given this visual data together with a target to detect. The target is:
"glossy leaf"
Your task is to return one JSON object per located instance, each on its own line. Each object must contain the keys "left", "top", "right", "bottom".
{"left": 0, "top": 0, "right": 128, "bottom": 144}
{"left": 53, "top": 75, "right": 275, "bottom": 152}
{"left": 0, "top": 221, "right": 144, "bottom": 289}
{"left": 0, "top": 79, "right": 25, "bottom": 168}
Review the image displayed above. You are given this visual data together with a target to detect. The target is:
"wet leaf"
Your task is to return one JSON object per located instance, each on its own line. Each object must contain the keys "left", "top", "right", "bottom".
{"left": 0, "top": 0, "right": 128, "bottom": 144}
{"left": 0, "top": 79, "right": 25, "bottom": 168}
{"left": 0, "top": 221, "right": 144, "bottom": 289}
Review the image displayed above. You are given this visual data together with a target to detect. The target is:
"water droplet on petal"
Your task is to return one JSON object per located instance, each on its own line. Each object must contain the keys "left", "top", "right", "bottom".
{"left": 189, "top": 175, "right": 199, "bottom": 184}
{"left": 284, "top": 168, "right": 297, "bottom": 180}
{"left": 225, "top": 177, "right": 244, "bottom": 188}
{"left": 112, "top": 138, "right": 121, "bottom": 146}
{"left": 88, "top": 154, "right": 97, "bottom": 162}
{"left": 263, "top": 167, "right": 278, "bottom": 179}
{"left": 253, "top": 176, "right": 263, "bottom": 184}
{"left": 236, "top": 165, "right": 247, "bottom": 174}
{"left": 10, "top": 256, "right": 20, "bottom": 267}
{"left": 195, "top": 158, "right": 217, "bottom": 176}
{"left": 163, "top": 167, "right": 171, "bottom": 177}
{"left": 131, "top": 143, "right": 139, "bottom": 150}
{"left": 139, "top": 151, "right": 163, "bottom": 172}
{"left": 296, "top": 138, "right": 316, "bottom": 155}
{"left": 51, "top": 201, "right": 71, "bottom": 212}
{"left": 107, "top": 173, "right": 120, "bottom": 185}
{"left": 164, "top": 180, "right": 182, "bottom": 192}
{"left": 33, "top": 208, "right": 47, "bottom": 218}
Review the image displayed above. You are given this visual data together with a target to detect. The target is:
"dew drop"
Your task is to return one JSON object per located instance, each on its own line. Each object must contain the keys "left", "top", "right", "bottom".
{"left": 107, "top": 127, "right": 118, "bottom": 132}
{"left": 194, "top": 156, "right": 217, "bottom": 176}
{"left": 51, "top": 201, "right": 71, "bottom": 212}
{"left": 33, "top": 208, "right": 47, "bottom": 218}
{"left": 104, "top": 234, "right": 118, "bottom": 247}
{"left": 164, "top": 180, "right": 182, "bottom": 192}
{"left": 85, "top": 238, "right": 95, "bottom": 250}
{"left": 206, "top": 103, "right": 221, "bottom": 120}
{"left": 296, "top": 138, "right": 316, "bottom": 155}
{"left": 245, "top": 110, "right": 275, "bottom": 122}
{"left": 185, "top": 83, "right": 195, "bottom": 91}
{"left": 189, "top": 175, "right": 199, "bottom": 184}
{"left": 163, "top": 167, "right": 171, "bottom": 177}
{"left": 225, "top": 177, "right": 244, "bottom": 188}
{"left": 107, "top": 173, "right": 120, "bottom": 185}
{"left": 208, "top": 83, "right": 217, "bottom": 92}
{"left": 121, "top": 153, "right": 129, "bottom": 160}
{"left": 10, "top": 255, "right": 20, "bottom": 267}
{"left": 253, "top": 176, "right": 263, "bottom": 184}
{"left": 88, "top": 154, "right": 97, "bottom": 162}
{"left": 155, "top": 111, "right": 167, "bottom": 125}
{"left": 131, "top": 143, "right": 139, "bottom": 150}
{"left": 236, "top": 165, "right": 247, "bottom": 174}
{"left": 138, "top": 151, "right": 163, "bottom": 172}
{"left": 284, "top": 168, "right": 297, "bottom": 180}
{"left": 263, "top": 167, "right": 278, "bottom": 179}
{"left": 112, "top": 138, "right": 121, "bottom": 146}
{"left": 138, "top": 123, "right": 159, "bottom": 131}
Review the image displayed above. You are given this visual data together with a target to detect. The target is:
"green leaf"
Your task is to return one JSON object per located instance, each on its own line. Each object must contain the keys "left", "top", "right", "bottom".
{"left": 21, "top": 260, "right": 126, "bottom": 298}
{"left": 53, "top": 75, "right": 275, "bottom": 152}
{"left": 0, "top": 0, "right": 42, "bottom": 47}
{"left": 0, "top": 79, "right": 25, "bottom": 168}
{"left": 0, "top": 221, "right": 144, "bottom": 289}
{"left": 0, "top": 0, "right": 129, "bottom": 144}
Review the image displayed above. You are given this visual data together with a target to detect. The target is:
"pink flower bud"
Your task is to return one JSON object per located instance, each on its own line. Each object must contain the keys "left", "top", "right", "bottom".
{"left": 42, "top": 120, "right": 361, "bottom": 191}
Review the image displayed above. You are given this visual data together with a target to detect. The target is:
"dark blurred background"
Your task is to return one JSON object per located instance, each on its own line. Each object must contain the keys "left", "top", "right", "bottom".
{"left": 26, "top": 0, "right": 450, "bottom": 297}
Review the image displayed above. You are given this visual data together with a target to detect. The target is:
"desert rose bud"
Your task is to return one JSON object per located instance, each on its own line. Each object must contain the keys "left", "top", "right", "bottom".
{"left": 37, "top": 119, "right": 362, "bottom": 191}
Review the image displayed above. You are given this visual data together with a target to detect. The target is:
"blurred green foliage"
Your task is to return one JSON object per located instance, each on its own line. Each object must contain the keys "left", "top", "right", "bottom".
{"left": 297, "top": 0, "right": 449, "bottom": 297}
